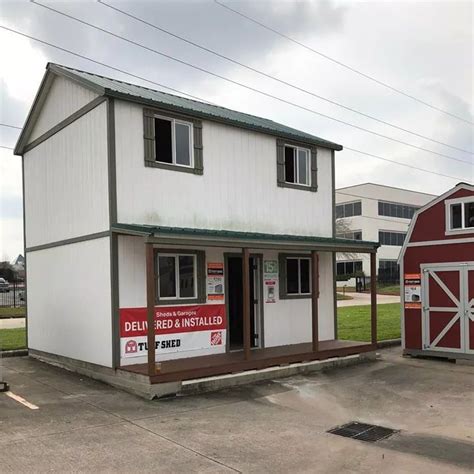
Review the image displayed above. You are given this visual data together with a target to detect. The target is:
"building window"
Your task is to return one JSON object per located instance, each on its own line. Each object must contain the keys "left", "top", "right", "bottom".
{"left": 143, "top": 108, "right": 203, "bottom": 175}
{"left": 284, "top": 145, "right": 310, "bottom": 186}
{"left": 276, "top": 139, "right": 317, "bottom": 192}
{"left": 448, "top": 200, "right": 474, "bottom": 230}
{"left": 336, "top": 260, "right": 363, "bottom": 277}
{"left": 336, "top": 201, "right": 362, "bottom": 219}
{"left": 378, "top": 260, "right": 399, "bottom": 284}
{"left": 337, "top": 230, "right": 362, "bottom": 240}
{"left": 378, "top": 201, "right": 418, "bottom": 219}
{"left": 155, "top": 250, "right": 205, "bottom": 304}
{"left": 279, "top": 254, "right": 311, "bottom": 299}
{"left": 379, "top": 231, "right": 406, "bottom": 246}
{"left": 155, "top": 117, "right": 193, "bottom": 167}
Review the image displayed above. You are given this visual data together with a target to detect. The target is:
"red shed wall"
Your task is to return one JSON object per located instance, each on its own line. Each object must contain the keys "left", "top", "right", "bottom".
{"left": 410, "top": 188, "right": 474, "bottom": 242}
{"left": 403, "top": 243, "right": 474, "bottom": 350}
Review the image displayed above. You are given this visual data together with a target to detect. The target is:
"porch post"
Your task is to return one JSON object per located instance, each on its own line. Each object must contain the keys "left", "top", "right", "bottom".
{"left": 242, "top": 247, "right": 251, "bottom": 360}
{"left": 370, "top": 251, "right": 377, "bottom": 345}
{"left": 311, "top": 250, "right": 319, "bottom": 352}
{"left": 146, "top": 242, "right": 156, "bottom": 376}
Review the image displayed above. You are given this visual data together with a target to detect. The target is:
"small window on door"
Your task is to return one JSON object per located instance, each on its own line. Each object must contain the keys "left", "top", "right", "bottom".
{"left": 284, "top": 145, "right": 310, "bottom": 186}
{"left": 155, "top": 117, "right": 193, "bottom": 167}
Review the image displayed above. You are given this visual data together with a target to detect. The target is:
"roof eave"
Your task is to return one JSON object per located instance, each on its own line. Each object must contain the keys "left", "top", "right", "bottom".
{"left": 103, "top": 89, "right": 343, "bottom": 151}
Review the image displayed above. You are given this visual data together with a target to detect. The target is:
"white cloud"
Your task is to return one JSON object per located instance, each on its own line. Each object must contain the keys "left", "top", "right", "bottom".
{"left": 0, "top": 27, "right": 47, "bottom": 103}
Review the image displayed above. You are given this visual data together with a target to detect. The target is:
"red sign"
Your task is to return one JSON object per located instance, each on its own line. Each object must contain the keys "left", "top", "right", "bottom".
{"left": 120, "top": 304, "right": 226, "bottom": 338}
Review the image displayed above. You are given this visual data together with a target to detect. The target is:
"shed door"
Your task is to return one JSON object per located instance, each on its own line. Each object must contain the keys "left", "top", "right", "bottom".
{"left": 422, "top": 263, "right": 473, "bottom": 354}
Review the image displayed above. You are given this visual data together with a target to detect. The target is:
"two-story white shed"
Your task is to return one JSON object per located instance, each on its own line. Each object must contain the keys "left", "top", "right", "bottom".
{"left": 15, "top": 64, "right": 379, "bottom": 397}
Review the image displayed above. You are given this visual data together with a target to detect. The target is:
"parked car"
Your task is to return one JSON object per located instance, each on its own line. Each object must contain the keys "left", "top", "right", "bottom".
{"left": 0, "top": 277, "right": 10, "bottom": 292}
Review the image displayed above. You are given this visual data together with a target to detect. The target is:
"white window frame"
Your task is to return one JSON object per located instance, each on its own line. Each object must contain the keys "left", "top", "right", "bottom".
{"left": 154, "top": 115, "right": 194, "bottom": 168}
{"left": 284, "top": 144, "right": 310, "bottom": 186}
{"left": 157, "top": 253, "right": 197, "bottom": 300}
{"left": 286, "top": 257, "right": 311, "bottom": 295}
{"left": 445, "top": 196, "right": 474, "bottom": 235}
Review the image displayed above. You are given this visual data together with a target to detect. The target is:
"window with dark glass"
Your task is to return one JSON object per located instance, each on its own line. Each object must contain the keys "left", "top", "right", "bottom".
{"left": 154, "top": 117, "right": 192, "bottom": 167}
{"left": 284, "top": 145, "right": 309, "bottom": 186}
{"left": 335, "top": 201, "right": 362, "bottom": 218}
{"left": 465, "top": 202, "right": 474, "bottom": 228}
{"left": 157, "top": 253, "right": 196, "bottom": 299}
{"left": 379, "top": 231, "right": 406, "bottom": 246}
{"left": 378, "top": 260, "right": 399, "bottom": 283}
{"left": 378, "top": 201, "right": 419, "bottom": 219}
{"left": 336, "top": 260, "right": 363, "bottom": 276}
{"left": 286, "top": 257, "right": 311, "bottom": 295}
{"left": 449, "top": 201, "right": 474, "bottom": 230}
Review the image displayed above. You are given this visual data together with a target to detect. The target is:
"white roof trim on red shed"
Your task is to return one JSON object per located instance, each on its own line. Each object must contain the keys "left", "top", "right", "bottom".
{"left": 397, "top": 182, "right": 474, "bottom": 264}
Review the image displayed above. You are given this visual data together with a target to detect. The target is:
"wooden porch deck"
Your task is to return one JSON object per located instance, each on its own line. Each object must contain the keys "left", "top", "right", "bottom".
{"left": 120, "top": 340, "right": 375, "bottom": 384}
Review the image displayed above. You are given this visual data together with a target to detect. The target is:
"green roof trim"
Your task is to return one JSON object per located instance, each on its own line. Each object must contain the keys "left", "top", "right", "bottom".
{"left": 112, "top": 223, "right": 379, "bottom": 250}
{"left": 48, "top": 63, "right": 343, "bottom": 151}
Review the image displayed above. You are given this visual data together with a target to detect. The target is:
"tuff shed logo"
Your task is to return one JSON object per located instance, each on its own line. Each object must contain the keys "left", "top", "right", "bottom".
{"left": 210, "top": 331, "right": 223, "bottom": 346}
{"left": 125, "top": 340, "right": 138, "bottom": 354}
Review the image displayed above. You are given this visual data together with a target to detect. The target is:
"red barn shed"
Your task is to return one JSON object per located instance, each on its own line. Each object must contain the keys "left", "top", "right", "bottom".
{"left": 399, "top": 182, "right": 474, "bottom": 360}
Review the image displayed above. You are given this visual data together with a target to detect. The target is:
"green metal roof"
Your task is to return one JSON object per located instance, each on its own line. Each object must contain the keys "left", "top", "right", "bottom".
{"left": 112, "top": 223, "right": 379, "bottom": 250}
{"left": 49, "top": 63, "right": 343, "bottom": 150}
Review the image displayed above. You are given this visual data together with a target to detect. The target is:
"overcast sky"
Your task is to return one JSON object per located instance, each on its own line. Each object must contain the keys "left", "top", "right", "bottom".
{"left": 0, "top": 0, "right": 473, "bottom": 260}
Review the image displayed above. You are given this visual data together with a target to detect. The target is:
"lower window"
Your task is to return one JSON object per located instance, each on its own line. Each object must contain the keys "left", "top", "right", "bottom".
{"left": 157, "top": 253, "right": 197, "bottom": 300}
{"left": 336, "top": 260, "right": 363, "bottom": 277}
{"left": 280, "top": 255, "right": 311, "bottom": 298}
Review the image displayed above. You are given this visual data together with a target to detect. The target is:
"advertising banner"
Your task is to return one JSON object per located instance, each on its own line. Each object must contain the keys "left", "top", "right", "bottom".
{"left": 120, "top": 304, "right": 226, "bottom": 359}
{"left": 207, "top": 262, "right": 224, "bottom": 301}
{"left": 264, "top": 260, "right": 278, "bottom": 303}
{"left": 404, "top": 273, "right": 421, "bottom": 309}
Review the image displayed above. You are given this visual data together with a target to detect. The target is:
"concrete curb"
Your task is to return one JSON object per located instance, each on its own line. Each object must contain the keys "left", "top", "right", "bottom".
{"left": 0, "top": 349, "right": 28, "bottom": 358}
{"left": 180, "top": 351, "right": 377, "bottom": 396}
{"left": 377, "top": 339, "right": 401, "bottom": 348}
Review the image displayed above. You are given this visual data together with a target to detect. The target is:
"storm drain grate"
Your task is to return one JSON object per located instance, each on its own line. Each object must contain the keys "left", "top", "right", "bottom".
{"left": 328, "top": 422, "right": 397, "bottom": 443}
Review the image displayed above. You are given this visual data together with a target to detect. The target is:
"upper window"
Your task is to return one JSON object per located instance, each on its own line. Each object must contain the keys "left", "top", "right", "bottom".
{"left": 276, "top": 139, "right": 317, "bottom": 192}
{"left": 336, "top": 201, "right": 362, "bottom": 219}
{"left": 379, "top": 230, "right": 406, "bottom": 246}
{"left": 143, "top": 108, "right": 203, "bottom": 175}
{"left": 378, "top": 201, "right": 418, "bottom": 219}
{"left": 155, "top": 117, "right": 193, "bottom": 168}
{"left": 447, "top": 198, "right": 474, "bottom": 232}
{"left": 284, "top": 145, "right": 310, "bottom": 186}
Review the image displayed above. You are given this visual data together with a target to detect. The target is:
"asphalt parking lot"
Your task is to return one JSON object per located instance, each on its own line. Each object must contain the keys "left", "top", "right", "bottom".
{"left": 0, "top": 347, "right": 473, "bottom": 473}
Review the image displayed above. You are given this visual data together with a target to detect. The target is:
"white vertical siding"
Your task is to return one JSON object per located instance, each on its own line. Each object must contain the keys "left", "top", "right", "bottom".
{"left": 27, "top": 237, "right": 113, "bottom": 367}
{"left": 28, "top": 75, "right": 99, "bottom": 142}
{"left": 118, "top": 237, "right": 334, "bottom": 366}
{"left": 115, "top": 100, "right": 333, "bottom": 237}
{"left": 262, "top": 250, "right": 334, "bottom": 347}
{"left": 24, "top": 102, "right": 109, "bottom": 248}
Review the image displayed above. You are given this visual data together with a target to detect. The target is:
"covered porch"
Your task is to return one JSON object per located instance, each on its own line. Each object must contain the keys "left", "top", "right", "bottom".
{"left": 112, "top": 224, "right": 379, "bottom": 384}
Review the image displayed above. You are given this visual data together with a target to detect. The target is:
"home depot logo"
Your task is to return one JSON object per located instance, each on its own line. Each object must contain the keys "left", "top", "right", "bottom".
{"left": 210, "top": 331, "right": 223, "bottom": 346}
{"left": 125, "top": 340, "right": 138, "bottom": 354}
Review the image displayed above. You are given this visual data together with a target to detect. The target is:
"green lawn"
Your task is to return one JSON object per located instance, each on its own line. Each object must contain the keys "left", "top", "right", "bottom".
{"left": 377, "top": 285, "right": 400, "bottom": 296}
{"left": 338, "top": 303, "right": 400, "bottom": 342}
{"left": 336, "top": 293, "right": 353, "bottom": 301}
{"left": 0, "top": 328, "right": 27, "bottom": 351}
{"left": 0, "top": 307, "right": 26, "bottom": 318}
